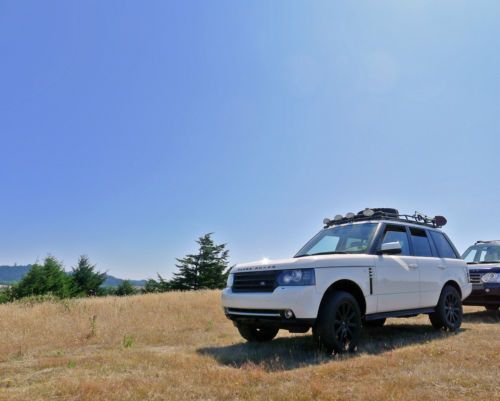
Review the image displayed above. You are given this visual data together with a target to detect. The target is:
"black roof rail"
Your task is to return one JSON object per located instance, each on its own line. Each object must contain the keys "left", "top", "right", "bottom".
{"left": 475, "top": 240, "right": 500, "bottom": 244}
{"left": 323, "top": 208, "right": 447, "bottom": 229}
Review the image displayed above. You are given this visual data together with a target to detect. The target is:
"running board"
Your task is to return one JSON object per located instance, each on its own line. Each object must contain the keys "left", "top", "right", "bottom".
{"left": 365, "top": 307, "right": 435, "bottom": 321}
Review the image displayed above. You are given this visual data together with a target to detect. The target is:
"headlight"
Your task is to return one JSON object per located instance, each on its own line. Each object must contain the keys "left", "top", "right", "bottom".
{"left": 277, "top": 269, "right": 315, "bottom": 286}
{"left": 481, "top": 272, "right": 500, "bottom": 283}
{"left": 226, "top": 273, "right": 234, "bottom": 288}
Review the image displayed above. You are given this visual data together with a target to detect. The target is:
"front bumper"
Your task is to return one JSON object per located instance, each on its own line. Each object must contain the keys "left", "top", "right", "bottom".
{"left": 463, "top": 283, "right": 500, "bottom": 306}
{"left": 223, "top": 307, "right": 315, "bottom": 332}
{"left": 221, "top": 286, "right": 320, "bottom": 321}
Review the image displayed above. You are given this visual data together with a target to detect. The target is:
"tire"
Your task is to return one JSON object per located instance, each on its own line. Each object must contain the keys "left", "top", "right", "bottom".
{"left": 316, "top": 291, "right": 362, "bottom": 354}
{"left": 485, "top": 305, "right": 499, "bottom": 311}
{"left": 236, "top": 324, "right": 279, "bottom": 342}
{"left": 363, "top": 318, "right": 386, "bottom": 328}
{"left": 429, "top": 285, "right": 463, "bottom": 331}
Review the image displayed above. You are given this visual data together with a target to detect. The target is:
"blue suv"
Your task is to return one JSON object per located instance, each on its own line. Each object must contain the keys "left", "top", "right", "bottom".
{"left": 462, "top": 240, "right": 500, "bottom": 311}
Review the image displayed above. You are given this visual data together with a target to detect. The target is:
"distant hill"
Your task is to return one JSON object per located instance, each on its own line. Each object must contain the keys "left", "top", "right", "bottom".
{"left": 0, "top": 265, "right": 31, "bottom": 284}
{"left": 101, "top": 275, "right": 147, "bottom": 288}
{"left": 0, "top": 265, "right": 147, "bottom": 287}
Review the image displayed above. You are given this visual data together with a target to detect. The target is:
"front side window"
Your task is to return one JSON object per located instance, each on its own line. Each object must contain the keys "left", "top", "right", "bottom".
{"left": 410, "top": 228, "right": 433, "bottom": 257}
{"left": 463, "top": 244, "right": 500, "bottom": 264}
{"left": 429, "top": 231, "right": 457, "bottom": 259}
{"left": 295, "top": 223, "right": 377, "bottom": 257}
{"left": 381, "top": 225, "right": 410, "bottom": 256}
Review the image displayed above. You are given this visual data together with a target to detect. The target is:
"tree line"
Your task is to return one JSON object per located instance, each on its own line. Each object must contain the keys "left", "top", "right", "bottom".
{"left": 0, "top": 233, "right": 230, "bottom": 303}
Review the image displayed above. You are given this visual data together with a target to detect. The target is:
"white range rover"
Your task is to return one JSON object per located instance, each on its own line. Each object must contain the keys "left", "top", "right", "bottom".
{"left": 221, "top": 208, "right": 472, "bottom": 354}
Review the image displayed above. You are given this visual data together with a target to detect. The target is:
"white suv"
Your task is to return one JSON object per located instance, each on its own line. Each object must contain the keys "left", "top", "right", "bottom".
{"left": 221, "top": 208, "right": 472, "bottom": 354}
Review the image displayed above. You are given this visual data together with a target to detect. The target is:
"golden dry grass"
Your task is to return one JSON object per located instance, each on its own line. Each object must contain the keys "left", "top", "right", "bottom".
{"left": 0, "top": 291, "right": 498, "bottom": 401}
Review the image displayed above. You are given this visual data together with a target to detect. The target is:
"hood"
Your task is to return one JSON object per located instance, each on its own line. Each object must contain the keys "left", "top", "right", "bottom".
{"left": 231, "top": 254, "right": 375, "bottom": 273}
{"left": 467, "top": 263, "right": 500, "bottom": 273}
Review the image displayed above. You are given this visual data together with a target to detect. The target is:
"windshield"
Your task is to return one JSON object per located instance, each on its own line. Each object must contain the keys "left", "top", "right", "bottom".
{"left": 463, "top": 244, "right": 500, "bottom": 264}
{"left": 295, "top": 223, "right": 377, "bottom": 257}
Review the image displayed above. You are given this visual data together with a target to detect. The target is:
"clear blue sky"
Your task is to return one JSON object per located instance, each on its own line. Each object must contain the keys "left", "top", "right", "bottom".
{"left": 1, "top": 1, "right": 499, "bottom": 279}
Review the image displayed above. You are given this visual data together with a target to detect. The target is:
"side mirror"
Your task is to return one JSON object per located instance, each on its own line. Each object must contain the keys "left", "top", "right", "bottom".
{"left": 379, "top": 241, "right": 402, "bottom": 255}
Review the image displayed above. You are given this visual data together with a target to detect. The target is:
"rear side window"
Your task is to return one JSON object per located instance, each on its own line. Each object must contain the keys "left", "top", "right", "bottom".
{"left": 429, "top": 231, "right": 457, "bottom": 259}
{"left": 381, "top": 225, "right": 411, "bottom": 256}
{"left": 410, "top": 228, "right": 433, "bottom": 257}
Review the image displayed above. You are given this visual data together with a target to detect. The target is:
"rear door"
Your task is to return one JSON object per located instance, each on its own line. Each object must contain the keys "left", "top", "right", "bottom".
{"left": 428, "top": 230, "right": 466, "bottom": 296}
{"left": 375, "top": 224, "right": 420, "bottom": 312}
{"left": 409, "top": 227, "right": 442, "bottom": 308}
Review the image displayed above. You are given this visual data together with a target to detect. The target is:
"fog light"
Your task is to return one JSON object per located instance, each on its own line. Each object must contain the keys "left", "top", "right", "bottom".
{"left": 284, "top": 310, "right": 294, "bottom": 319}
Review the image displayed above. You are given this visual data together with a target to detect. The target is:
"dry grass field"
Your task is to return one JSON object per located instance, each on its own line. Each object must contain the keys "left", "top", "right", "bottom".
{"left": 0, "top": 291, "right": 498, "bottom": 401}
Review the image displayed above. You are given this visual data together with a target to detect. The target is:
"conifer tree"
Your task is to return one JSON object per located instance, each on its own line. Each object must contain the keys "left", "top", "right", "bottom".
{"left": 13, "top": 256, "right": 72, "bottom": 298}
{"left": 170, "top": 233, "right": 230, "bottom": 290}
{"left": 71, "top": 255, "right": 106, "bottom": 296}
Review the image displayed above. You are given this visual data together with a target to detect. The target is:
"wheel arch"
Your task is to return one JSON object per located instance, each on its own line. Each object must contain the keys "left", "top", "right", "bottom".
{"left": 318, "top": 279, "right": 367, "bottom": 317}
{"left": 443, "top": 280, "right": 462, "bottom": 299}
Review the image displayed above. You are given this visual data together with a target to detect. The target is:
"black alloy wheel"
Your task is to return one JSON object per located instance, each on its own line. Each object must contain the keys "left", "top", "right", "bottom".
{"left": 316, "top": 291, "right": 362, "bottom": 354}
{"left": 444, "top": 292, "right": 461, "bottom": 326}
{"left": 429, "top": 285, "right": 463, "bottom": 331}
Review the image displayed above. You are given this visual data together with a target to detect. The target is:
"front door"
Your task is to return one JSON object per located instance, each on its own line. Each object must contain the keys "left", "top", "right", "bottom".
{"left": 375, "top": 224, "right": 420, "bottom": 312}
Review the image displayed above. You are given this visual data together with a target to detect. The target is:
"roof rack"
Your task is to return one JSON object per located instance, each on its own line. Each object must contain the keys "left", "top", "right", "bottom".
{"left": 475, "top": 240, "right": 500, "bottom": 244}
{"left": 323, "top": 208, "right": 447, "bottom": 229}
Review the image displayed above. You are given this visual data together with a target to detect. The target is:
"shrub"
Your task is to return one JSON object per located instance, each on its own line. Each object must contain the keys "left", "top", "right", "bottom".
{"left": 115, "top": 280, "right": 136, "bottom": 296}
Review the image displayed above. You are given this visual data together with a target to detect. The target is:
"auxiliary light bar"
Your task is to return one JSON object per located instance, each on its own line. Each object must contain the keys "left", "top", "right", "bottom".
{"left": 322, "top": 208, "right": 448, "bottom": 229}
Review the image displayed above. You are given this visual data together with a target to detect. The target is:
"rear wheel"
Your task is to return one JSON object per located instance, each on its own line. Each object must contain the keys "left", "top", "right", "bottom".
{"left": 363, "top": 318, "right": 386, "bottom": 328}
{"left": 429, "top": 285, "right": 463, "bottom": 331}
{"left": 236, "top": 324, "right": 279, "bottom": 342}
{"left": 485, "top": 305, "right": 499, "bottom": 311}
{"left": 316, "top": 291, "right": 362, "bottom": 354}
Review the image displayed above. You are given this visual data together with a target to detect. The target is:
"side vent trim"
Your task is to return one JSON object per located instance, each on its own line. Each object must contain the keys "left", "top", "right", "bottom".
{"left": 369, "top": 267, "right": 374, "bottom": 295}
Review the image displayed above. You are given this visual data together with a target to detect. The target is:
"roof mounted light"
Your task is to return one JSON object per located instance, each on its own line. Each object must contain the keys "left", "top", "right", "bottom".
{"left": 334, "top": 215, "right": 343, "bottom": 221}
{"left": 345, "top": 212, "right": 355, "bottom": 219}
{"left": 323, "top": 218, "right": 331, "bottom": 225}
{"left": 362, "top": 208, "right": 375, "bottom": 217}
{"left": 434, "top": 215, "right": 447, "bottom": 227}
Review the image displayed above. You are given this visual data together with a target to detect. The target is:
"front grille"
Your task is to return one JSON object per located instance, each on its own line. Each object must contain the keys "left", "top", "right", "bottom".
{"left": 232, "top": 270, "right": 279, "bottom": 293}
{"left": 469, "top": 271, "right": 482, "bottom": 284}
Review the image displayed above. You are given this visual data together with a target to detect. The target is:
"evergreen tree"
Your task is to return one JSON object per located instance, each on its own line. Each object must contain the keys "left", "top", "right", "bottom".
{"left": 70, "top": 255, "right": 106, "bottom": 296}
{"left": 170, "top": 233, "right": 230, "bottom": 290}
{"left": 115, "top": 280, "right": 136, "bottom": 296}
{"left": 13, "top": 256, "right": 72, "bottom": 298}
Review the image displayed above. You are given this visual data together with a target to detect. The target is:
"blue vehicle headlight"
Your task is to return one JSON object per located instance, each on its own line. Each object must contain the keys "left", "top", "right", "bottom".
{"left": 277, "top": 269, "right": 315, "bottom": 286}
{"left": 481, "top": 272, "right": 500, "bottom": 283}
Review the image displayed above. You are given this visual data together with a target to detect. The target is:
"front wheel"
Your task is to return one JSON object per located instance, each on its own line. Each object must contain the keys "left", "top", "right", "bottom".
{"left": 429, "top": 285, "right": 463, "bottom": 331}
{"left": 316, "top": 291, "right": 362, "bottom": 354}
{"left": 236, "top": 324, "right": 279, "bottom": 342}
{"left": 485, "top": 305, "right": 499, "bottom": 311}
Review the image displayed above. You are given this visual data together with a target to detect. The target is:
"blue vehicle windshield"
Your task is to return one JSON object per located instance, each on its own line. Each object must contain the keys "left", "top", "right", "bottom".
{"left": 463, "top": 244, "right": 500, "bottom": 264}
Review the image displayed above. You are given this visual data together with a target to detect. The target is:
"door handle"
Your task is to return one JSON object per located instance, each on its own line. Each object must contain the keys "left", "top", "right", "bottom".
{"left": 437, "top": 265, "right": 446, "bottom": 270}
{"left": 408, "top": 263, "right": 418, "bottom": 269}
